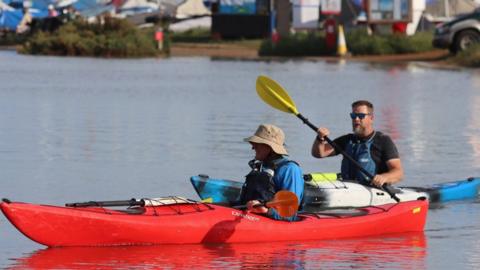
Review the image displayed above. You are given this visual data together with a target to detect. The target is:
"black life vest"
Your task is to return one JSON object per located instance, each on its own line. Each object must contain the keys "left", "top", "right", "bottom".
{"left": 238, "top": 158, "right": 295, "bottom": 205}
{"left": 238, "top": 169, "right": 276, "bottom": 205}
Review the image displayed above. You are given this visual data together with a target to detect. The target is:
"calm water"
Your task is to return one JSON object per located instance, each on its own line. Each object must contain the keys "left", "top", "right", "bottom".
{"left": 0, "top": 51, "right": 479, "bottom": 269}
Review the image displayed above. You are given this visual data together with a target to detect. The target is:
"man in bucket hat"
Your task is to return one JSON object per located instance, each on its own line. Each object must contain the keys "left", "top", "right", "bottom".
{"left": 240, "top": 124, "right": 304, "bottom": 221}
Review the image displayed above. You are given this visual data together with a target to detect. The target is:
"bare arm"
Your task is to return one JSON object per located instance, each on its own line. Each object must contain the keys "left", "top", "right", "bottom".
{"left": 371, "top": 158, "right": 404, "bottom": 187}
{"left": 246, "top": 200, "right": 268, "bottom": 214}
{"left": 311, "top": 127, "right": 336, "bottom": 158}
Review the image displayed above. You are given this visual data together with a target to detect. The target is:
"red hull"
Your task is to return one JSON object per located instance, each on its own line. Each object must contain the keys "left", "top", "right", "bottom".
{"left": 0, "top": 199, "right": 428, "bottom": 247}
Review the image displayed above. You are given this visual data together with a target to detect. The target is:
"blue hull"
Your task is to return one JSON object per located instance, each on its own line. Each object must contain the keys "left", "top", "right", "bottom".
{"left": 438, "top": 178, "right": 480, "bottom": 201}
{"left": 191, "top": 175, "right": 243, "bottom": 203}
{"left": 404, "top": 177, "right": 480, "bottom": 203}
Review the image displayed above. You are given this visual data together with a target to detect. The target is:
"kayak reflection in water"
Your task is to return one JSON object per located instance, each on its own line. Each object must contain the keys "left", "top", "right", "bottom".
{"left": 311, "top": 100, "right": 404, "bottom": 188}
{"left": 8, "top": 232, "right": 426, "bottom": 269}
{"left": 239, "top": 124, "right": 304, "bottom": 221}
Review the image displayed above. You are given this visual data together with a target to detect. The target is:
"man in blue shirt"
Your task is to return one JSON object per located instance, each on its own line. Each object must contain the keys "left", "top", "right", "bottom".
{"left": 241, "top": 124, "right": 304, "bottom": 220}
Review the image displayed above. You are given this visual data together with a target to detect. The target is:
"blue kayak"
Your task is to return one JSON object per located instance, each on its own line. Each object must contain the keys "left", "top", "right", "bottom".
{"left": 190, "top": 174, "right": 480, "bottom": 209}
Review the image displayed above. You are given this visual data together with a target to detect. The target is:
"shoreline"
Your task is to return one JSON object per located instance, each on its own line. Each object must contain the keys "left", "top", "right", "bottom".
{"left": 170, "top": 42, "right": 459, "bottom": 68}
{"left": 0, "top": 45, "right": 18, "bottom": 51}
{"left": 2, "top": 43, "right": 459, "bottom": 68}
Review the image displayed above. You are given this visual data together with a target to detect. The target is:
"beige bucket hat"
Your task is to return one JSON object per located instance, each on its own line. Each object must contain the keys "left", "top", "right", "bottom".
{"left": 244, "top": 124, "right": 288, "bottom": 155}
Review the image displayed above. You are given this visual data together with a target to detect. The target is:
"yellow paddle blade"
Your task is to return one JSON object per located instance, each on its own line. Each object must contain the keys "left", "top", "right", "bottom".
{"left": 256, "top": 75, "right": 299, "bottom": 115}
{"left": 266, "top": 190, "right": 299, "bottom": 218}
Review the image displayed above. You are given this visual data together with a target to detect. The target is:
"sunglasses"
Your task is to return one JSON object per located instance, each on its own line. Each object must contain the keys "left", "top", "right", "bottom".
{"left": 350, "top": 113, "right": 371, "bottom": 120}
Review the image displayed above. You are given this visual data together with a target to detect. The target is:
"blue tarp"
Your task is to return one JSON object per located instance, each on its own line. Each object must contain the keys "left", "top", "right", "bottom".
{"left": 0, "top": 9, "right": 23, "bottom": 30}
{"left": 0, "top": 0, "right": 114, "bottom": 30}
{"left": 3, "top": 0, "right": 56, "bottom": 10}
{"left": 2, "top": 0, "right": 110, "bottom": 13}
{"left": 0, "top": 1, "right": 55, "bottom": 30}
{"left": 73, "top": 0, "right": 98, "bottom": 11}
{"left": 0, "top": 8, "right": 48, "bottom": 30}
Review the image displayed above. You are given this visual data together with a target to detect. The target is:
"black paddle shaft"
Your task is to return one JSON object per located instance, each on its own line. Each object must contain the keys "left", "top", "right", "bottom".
{"left": 232, "top": 201, "right": 268, "bottom": 210}
{"left": 66, "top": 198, "right": 144, "bottom": 207}
{"left": 296, "top": 113, "right": 400, "bottom": 202}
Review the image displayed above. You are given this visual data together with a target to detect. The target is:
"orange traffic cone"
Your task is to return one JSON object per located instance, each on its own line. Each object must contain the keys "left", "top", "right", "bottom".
{"left": 337, "top": 24, "right": 348, "bottom": 57}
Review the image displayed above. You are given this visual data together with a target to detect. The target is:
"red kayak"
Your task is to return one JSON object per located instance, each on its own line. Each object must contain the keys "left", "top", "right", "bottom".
{"left": 0, "top": 197, "right": 428, "bottom": 247}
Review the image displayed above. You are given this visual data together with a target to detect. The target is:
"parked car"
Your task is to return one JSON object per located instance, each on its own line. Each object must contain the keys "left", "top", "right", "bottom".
{"left": 433, "top": 8, "right": 480, "bottom": 53}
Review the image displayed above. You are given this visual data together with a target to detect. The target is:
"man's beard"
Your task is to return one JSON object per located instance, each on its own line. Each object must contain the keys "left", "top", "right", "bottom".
{"left": 353, "top": 125, "right": 364, "bottom": 135}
